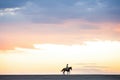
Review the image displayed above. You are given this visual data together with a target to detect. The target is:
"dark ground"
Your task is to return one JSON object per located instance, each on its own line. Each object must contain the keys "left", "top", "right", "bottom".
{"left": 0, "top": 75, "right": 120, "bottom": 80}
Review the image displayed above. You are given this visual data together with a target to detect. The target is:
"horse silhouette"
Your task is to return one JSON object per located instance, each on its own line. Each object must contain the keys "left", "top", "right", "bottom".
{"left": 61, "top": 67, "right": 72, "bottom": 75}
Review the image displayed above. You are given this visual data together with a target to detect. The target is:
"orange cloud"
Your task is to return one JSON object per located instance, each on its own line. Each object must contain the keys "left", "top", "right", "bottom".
{"left": 0, "top": 20, "right": 120, "bottom": 50}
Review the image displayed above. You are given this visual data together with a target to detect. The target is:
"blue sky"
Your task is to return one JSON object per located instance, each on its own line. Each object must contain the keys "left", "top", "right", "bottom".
{"left": 0, "top": 0, "right": 120, "bottom": 23}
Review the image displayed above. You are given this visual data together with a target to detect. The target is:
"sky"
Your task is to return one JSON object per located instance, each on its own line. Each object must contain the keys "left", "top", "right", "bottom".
{"left": 0, "top": 0, "right": 120, "bottom": 74}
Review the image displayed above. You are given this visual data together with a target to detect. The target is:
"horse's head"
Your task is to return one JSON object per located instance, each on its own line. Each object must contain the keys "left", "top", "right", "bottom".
{"left": 69, "top": 67, "right": 72, "bottom": 70}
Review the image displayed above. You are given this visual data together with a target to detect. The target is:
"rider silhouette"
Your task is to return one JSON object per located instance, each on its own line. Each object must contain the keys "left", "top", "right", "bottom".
{"left": 66, "top": 64, "right": 69, "bottom": 70}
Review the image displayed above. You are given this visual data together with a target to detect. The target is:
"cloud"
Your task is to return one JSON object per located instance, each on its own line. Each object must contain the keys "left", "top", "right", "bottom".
{"left": 0, "top": 7, "right": 21, "bottom": 16}
{"left": 83, "top": 65, "right": 107, "bottom": 69}
{"left": 0, "top": 0, "right": 120, "bottom": 50}
{"left": 74, "top": 68, "right": 107, "bottom": 74}
{"left": 0, "top": 20, "right": 120, "bottom": 50}
{"left": 74, "top": 63, "right": 108, "bottom": 73}
{"left": 0, "top": 7, "right": 28, "bottom": 23}
{"left": 74, "top": 63, "right": 97, "bottom": 66}
{"left": 0, "top": 0, "right": 120, "bottom": 23}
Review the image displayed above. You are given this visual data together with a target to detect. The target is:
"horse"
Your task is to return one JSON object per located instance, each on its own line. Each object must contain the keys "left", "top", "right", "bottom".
{"left": 61, "top": 67, "right": 72, "bottom": 75}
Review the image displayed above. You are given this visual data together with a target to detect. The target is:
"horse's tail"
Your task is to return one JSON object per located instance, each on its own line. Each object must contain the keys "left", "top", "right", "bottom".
{"left": 61, "top": 68, "right": 64, "bottom": 72}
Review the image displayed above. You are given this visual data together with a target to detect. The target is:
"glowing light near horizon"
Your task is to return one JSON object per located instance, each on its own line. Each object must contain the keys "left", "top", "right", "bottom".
{"left": 0, "top": 40, "right": 120, "bottom": 74}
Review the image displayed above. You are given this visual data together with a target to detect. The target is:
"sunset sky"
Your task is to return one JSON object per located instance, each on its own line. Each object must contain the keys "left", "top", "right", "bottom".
{"left": 0, "top": 0, "right": 120, "bottom": 74}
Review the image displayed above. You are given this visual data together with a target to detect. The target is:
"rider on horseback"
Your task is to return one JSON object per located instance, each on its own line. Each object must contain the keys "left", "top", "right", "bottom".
{"left": 66, "top": 64, "right": 69, "bottom": 71}
{"left": 61, "top": 64, "right": 72, "bottom": 75}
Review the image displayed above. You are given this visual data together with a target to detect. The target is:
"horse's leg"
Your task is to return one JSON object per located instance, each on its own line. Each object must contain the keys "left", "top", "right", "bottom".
{"left": 65, "top": 71, "right": 66, "bottom": 75}
{"left": 67, "top": 71, "right": 69, "bottom": 75}
{"left": 63, "top": 71, "right": 65, "bottom": 75}
{"left": 67, "top": 71, "right": 70, "bottom": 75}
